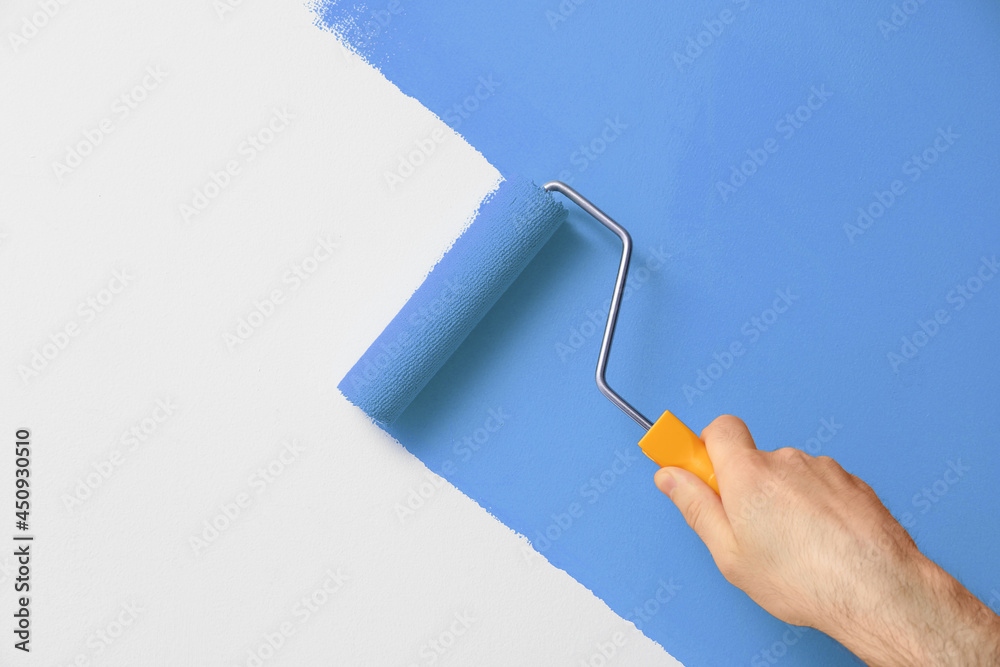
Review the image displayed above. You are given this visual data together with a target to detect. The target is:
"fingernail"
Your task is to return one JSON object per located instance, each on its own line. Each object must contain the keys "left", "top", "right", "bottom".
{"left": 655, "top": 468, "right": 677, "bottom": 495}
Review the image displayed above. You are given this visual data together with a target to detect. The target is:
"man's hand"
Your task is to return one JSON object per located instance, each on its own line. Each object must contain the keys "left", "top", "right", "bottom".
{"left": 654, "top": 414, "right": 1000, "bottom": 667}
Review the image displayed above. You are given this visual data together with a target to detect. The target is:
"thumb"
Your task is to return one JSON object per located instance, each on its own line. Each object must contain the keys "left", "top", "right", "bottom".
{"left": 655, "top": 467, "right": 736, "bottom": 557}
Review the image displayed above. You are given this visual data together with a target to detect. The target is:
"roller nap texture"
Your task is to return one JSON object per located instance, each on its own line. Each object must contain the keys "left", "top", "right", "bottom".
{"left": 339, "top": 177, "right": 567, "bottom": 425}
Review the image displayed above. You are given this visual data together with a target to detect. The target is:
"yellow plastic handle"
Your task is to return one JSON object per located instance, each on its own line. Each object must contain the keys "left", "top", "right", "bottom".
{"left": 638, "top": 410, "right": 718, "bottom": 493}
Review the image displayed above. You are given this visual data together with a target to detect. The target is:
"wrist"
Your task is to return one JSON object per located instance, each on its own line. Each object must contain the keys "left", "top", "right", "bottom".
{"left": 822, "top": 550, "right": 933, "bottom": 666}
{"left": 918, "top": 562, "right": 1000, "bottom": 666}
{"left": 830, "top": 555, "right": 1000, "bottom": 666}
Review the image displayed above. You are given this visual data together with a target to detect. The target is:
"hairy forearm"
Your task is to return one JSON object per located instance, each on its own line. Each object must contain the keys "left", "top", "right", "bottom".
{"left": 828, "top": 556, "right": 1000, "bottom": 667}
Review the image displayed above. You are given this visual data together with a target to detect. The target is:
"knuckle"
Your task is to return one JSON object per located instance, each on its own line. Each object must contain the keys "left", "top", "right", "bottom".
{"left": 703, "top": 414, "right": 750, "bottom": 444}
{"left": 713, "top": 414, "right": 747, "bottom": 434}
{"left": 816, "top": 456, "right": 851, "bottom": 481}
{"left": 773, "top": 446, "right": 806, "bottom": 462}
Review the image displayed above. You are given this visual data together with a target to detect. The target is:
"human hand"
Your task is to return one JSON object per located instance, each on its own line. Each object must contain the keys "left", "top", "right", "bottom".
{"left": 654, "top": 415, "right": 1000, "bottom": 666}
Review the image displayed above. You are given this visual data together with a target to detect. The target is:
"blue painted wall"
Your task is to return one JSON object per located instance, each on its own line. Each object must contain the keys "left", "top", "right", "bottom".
{"left": 318, "top": 2, "right": 1000, "bottom": 664}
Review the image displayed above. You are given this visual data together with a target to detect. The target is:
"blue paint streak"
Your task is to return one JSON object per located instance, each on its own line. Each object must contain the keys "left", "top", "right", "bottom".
{"left": 319, "top": 2, "right": 1000, "bottom": 664}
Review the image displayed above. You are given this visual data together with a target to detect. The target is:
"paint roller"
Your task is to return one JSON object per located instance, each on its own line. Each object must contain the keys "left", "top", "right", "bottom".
{"left": 340, "top": 176, "right": 718, "bottom": 492}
